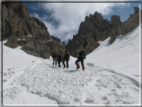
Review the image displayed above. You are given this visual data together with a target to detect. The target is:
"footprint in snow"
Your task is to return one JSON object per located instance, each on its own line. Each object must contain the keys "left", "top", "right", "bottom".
{"left": 108, "top": 93, "right": 112, "bottom": 96}
{"left": 123, "top": 101, "right": 131, "bottom": 104}
{"left": 116, "top": 83, "right": 122, "bottom": 89}
{"left": 98, "top": 74, "right": 107, "bottom": 77}
{"left": 102, "top": 96, "right": 107, "bottom": 100}
{"left": 3, "top": 79, "right": 7, "bottom": 82}
{"left": 11, "top": 71, "right": 15, "bottom": 74}
{"left": 115, "top": 99, "right": 122, "bottom": 102}
{"left": 84, "top": 98, "right": 94, "bottom": 103}
{"left": 98, "top": 88, "right": 101, "bottom": 90}
{"left": 8, "top": 69, "right": 11, "bottom": 71}
{"left": 3, "top": 73, "right": 7, "bottom": 76}
{"left": 8, "top": 72, "right": 11, "bottom": 75}
{"left": 95, "top": 84, "right": 100, "bottom": 87}
{"left": 74, "top": 98, "right": 80, "bottom": 102}
{"left": 105, "top": 100, "right": 111, "bottom": 104}
{"left": 111, "top": 89, "right": 116, "bottom": 92}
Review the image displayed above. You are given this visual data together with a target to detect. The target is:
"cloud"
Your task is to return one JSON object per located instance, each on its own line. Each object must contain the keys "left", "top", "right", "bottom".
{"left": 31, "top": 13, "right": 39, "bottom": 18}
{"left": 30, "top": 2, "right": 129, "bottom": 42}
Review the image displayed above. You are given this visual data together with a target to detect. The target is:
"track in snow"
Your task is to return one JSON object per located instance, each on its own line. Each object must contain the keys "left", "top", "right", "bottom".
{"left": 3, "top": 59, "right": 140, "bottom": 105}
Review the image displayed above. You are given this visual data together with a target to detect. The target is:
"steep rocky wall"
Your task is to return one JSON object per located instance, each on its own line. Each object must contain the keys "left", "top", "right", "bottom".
{"left": 66, "top": 7, "right": 142, "bottom": 57}
{"left": 2, "top": 1, "right": 65, "bottom": 58}
{"left": 2, "top": 1, "right": 141, "bottom": 58}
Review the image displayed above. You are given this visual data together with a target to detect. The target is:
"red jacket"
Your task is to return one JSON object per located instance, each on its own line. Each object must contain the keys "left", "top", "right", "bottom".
{"left": 51, "top": 54, "right": 57, "bottom": 59}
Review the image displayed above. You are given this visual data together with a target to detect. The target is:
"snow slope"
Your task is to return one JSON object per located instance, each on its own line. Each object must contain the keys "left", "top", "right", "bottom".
{"left": 86, "top": 24, "right": 141, "bottom": 81}
{"left": 3, "top": 25, "right": 141, "bottom": 106}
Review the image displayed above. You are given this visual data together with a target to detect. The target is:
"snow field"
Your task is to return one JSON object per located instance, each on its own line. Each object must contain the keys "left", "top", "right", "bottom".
{"left": 3, "top": 25, "right": 141, "bottom": 106}
{"left": 4, "top": 59, "right": 139, "bottom": 105}
{"left": 3, "top": 44, "right": 40, "bottom": 81}
{"left": 86, "top": 25, "right": 140, "bottom": 80}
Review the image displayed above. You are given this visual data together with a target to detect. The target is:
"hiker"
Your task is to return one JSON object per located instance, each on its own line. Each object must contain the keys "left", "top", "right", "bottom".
{"left": 51, "top": 53, "right": 57, "bottom": 66}
{"left": 57, "top": 53, "right": 62, "bottom": 67}
{"left": 62, "top": 49, "right": 70, "bottom": 68}
{"left": 75, "top": 50, "right": 86, "bottom": 70}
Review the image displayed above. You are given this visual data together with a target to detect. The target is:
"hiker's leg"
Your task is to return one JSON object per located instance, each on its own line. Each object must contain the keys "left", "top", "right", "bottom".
{"left": 57, "top": 60, "right": 59, "bottom": 67}
{"left": 55, "top": 60, "right": 57, "bottom": 66}
{"left": 53, "top": 58, "right": 55, "bottom": 65}
{"left": 66, "top": 58, "right": 69, "bottom": 68}
{"left": 75, "top": 59, "right": 80, "bottom": 67}
{"left": 81, "top": 59, "right": 85, "bottom": 70}
{"left": 63, "top": 59, "right": 65, "bottom": 68}
{"left": 58, "top": 60, "right": 61, "bottom": 67}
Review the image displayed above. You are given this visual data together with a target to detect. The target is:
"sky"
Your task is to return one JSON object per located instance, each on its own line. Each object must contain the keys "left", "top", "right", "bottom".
{"left": 21, "top": 0, "right": 141, "bottom": 43}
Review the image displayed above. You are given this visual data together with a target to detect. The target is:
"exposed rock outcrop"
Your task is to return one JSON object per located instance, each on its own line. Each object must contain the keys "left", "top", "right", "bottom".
{"left": 2, "top": 1, "right": 65, "bottom": 58}
{"left": 2, "top": 1, "right": 141, "bottom": 58}
{"left": 51, "top": 36, "right": 61, "bottom": 43}
{"left": 66, "top": 7, "right": 142, "bottom": 57}
{"left": 4, "top": 35, "right": 18, "bottom": 48}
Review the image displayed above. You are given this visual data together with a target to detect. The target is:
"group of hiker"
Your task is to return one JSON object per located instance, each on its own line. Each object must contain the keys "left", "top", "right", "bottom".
{"left": 51, "top": 49, "right": 86, "bottom": 70}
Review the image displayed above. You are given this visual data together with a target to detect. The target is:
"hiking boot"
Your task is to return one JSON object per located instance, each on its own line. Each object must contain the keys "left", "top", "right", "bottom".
{"left": 76, "top": 66, "right": 80, "bottom": 70}
{"left": 63, "top": 66, "right": 66, "bottom": 68}
{"left": 82, "top": 65, "right": 85, "bottom": 71}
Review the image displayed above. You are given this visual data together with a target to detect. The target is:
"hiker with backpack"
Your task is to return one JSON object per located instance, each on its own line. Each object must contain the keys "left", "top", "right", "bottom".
{"left": 75, "top": 50, "right": 86, "bottom": 70}
{"left": 51, "top": 53, "right": 57, "bottom": 66}
{"left": 62, "top": 49, "right": 70, "bottom": 68}
{"left": 57, "top": 53, "right": 62, "bottom": 67}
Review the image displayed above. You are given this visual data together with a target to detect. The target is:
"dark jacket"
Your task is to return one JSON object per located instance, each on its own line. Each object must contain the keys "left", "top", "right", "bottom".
{"left": 78, "top": 50, "right": 85, "bottom": 59}
{"left": 63, "top": 50, "right": 70, "bottom": 60}
{"left": 57, "top": 54, "right": 62, "bottom": 61}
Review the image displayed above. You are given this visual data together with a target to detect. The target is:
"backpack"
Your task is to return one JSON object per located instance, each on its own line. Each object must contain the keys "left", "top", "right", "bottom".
{"left": 52, "top": 54, "right": 56, "bottom": 58}
{"left": 80, "top": 50, "right": 86, "bottom": 59}
{"left": 57, "top": 53, "right": 61, "bottom": 59}
{"left": 65, "top": 50, "right": 70, "bottom": 58}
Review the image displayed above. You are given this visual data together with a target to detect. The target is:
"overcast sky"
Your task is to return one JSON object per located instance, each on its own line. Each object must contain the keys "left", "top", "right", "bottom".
{"left": 22, "top": 0, "right": 141, "bottom": 43}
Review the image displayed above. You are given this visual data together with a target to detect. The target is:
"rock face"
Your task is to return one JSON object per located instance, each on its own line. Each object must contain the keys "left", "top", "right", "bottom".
{"left": 66, "top": 7, "right": 142, "bottom": 57}
{"left": 2, "top": 2, "right": 141, "bottom": 59}
{"left": 2, "top": 1, "right": 65, "bottom": 58}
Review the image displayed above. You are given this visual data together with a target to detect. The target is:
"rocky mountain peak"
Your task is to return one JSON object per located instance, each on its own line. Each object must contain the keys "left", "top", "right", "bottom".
{"left": 2, "top": 2, "right": 141, "bottom": 59}
{"left": 93, "top": 11, "right": 104, "bottom": 22}
{"left": 66, "top": 7, "right": 141, "bottom": 57}
{"left": 134, "top": 7, "right": 139, "bottom": 14}
{"left": 111, "top": 15, "right": 122, "bottom": 26}
{"left": 2, "top": 1, "right": 65, "bottom": 58}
